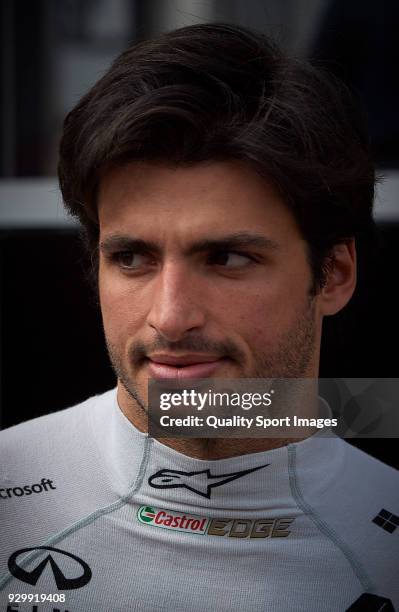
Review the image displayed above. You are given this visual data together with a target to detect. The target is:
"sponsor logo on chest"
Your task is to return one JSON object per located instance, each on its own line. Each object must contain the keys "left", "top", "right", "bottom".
{"left": 137, "top": 506, "right": 295, "bottom": 538}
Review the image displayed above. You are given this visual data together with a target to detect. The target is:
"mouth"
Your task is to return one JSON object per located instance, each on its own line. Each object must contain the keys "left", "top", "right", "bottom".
{"left": 145, "top": 354, "right": 229, "bottom": 380}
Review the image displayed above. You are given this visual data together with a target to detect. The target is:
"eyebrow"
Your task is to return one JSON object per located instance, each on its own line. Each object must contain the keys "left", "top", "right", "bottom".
{"left": 185, "top": 232, "right": 280, "bottom": 255}
{"left": 100, "top": 236, "right": 160, "bottom": 254}
{"left": 99, "top": 232, "right": 280, "bottom": 255}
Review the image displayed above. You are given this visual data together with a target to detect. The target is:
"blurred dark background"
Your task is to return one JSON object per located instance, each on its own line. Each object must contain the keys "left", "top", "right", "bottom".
{"left": 1, "top": 0, "right": 398, "bottom": 467}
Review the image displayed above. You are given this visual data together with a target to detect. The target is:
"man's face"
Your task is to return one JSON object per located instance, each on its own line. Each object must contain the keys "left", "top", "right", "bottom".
{"left": 98, "top": 160, "right": 323, "bottom": 409}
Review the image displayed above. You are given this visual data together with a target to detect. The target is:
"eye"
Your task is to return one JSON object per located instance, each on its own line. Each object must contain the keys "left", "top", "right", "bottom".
{"left": 208, "top": 250, "right": 254, "bottom": 268}
{"left": 111, "top": 251, "right": 154, "bottom": 270}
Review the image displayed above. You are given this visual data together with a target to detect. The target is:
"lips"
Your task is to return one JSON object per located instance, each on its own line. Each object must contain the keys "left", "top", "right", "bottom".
{"left": 146, "top": 355, "right": 227, "bottom": 380}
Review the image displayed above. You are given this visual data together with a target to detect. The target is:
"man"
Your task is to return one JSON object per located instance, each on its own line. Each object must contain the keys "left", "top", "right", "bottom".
{"left": 1, "top": 23, "right": 398, "bottom": 612}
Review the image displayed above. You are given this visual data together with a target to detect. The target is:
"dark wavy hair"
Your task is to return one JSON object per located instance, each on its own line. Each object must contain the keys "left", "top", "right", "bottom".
{"left": 58, "top": 22, "right": 375, "bottom": 290}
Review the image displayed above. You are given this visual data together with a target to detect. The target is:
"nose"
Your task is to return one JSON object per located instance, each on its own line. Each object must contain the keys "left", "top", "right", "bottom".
{"left": 146, "top": 261, "right": 206, "bottom": 342}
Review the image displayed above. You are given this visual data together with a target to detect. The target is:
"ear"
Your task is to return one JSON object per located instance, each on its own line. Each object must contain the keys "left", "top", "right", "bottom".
{"left": 318, "top": 239, "right": 357, "bottom": 316}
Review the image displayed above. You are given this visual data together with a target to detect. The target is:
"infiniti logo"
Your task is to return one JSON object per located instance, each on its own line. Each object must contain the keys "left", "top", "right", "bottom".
{"left": 8, "top": 546, "right": 92, "bottom": 590}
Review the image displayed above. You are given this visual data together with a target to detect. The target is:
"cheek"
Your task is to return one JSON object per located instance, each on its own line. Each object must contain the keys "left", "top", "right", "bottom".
{"left": 221, "top": 281, "right": 306, "bottom": 348}
{"left": 219, "top": 290, "right": 279, "bottom": 346}
{"left": 99, "top": 278, "right": 145, "bottom": 346}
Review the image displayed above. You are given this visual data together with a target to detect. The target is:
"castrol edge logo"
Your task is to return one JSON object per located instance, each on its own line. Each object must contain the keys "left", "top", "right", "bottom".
{"left": 137, "top": 506, "right": 295, "bottom": 539}
{"left": 138, "top": 506, "right": 208, "bottom": 534}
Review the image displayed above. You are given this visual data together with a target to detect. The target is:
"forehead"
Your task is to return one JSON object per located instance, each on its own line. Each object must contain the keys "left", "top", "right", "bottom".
{"left": 97, "top": 160, "right": 301, "bottom": 243}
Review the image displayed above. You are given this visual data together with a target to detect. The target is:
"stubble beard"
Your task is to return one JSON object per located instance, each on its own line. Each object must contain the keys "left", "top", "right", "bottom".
{"left": 104, "top": 296, "right": 318, "bottom": 415}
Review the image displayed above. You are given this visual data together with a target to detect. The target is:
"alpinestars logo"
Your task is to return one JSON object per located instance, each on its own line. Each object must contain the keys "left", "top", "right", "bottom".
{"left": 8, "top": 546, "right": 92, "bottom": 590}
{"left": 148, "top": 464, "right": 269, "bottom": 498}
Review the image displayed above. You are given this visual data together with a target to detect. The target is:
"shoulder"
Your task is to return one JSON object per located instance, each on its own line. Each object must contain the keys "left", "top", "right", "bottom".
{"left": 298, "top": 436, "right": 399, "bottom": 601}
{"left": 0, "top": 389, "right": 118, "bottom": 567}
{"left": 339, "top": 438, "right": 398, "bottom": 494}
{"left": 0, "top": 389, "right": 116, "bottom": 478}
{"left": 297, "top": 433, "right": 398, "bottom": 487}
{"left": 299, "top": 435, "right": 399, "bottom": 513}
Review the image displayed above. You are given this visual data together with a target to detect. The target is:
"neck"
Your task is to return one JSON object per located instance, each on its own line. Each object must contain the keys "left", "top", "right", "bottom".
{"left": 117, "top": 382, "right": 318, "bottom": 460}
